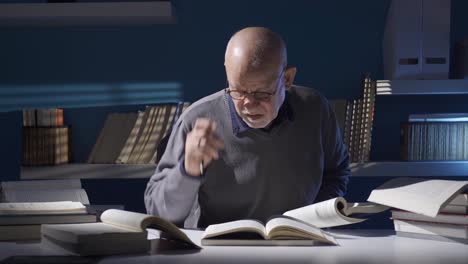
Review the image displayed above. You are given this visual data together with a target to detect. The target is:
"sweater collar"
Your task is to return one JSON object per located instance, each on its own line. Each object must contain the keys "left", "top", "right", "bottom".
{"left": 226, "top": 91, "right": 293, "bottom": 136}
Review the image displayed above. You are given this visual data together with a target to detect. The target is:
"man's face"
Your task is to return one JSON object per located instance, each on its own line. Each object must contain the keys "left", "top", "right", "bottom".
{"left": 226, "top": 68, "right": 286, "bottom": 129}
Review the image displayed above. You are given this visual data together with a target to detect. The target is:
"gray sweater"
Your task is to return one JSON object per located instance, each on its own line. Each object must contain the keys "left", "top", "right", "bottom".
{"left": 144, "top": 85, "right": 350, "bottom": 228}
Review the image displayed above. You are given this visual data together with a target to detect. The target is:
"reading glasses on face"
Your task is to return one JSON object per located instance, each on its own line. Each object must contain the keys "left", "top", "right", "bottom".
{"left": 226, "top": 69, "right": 286, "bottom": 102}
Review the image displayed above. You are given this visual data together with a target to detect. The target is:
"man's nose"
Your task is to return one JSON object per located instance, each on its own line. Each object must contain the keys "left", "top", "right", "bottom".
{"left": 242, "top": 94, "right": 259, "bottom": 105}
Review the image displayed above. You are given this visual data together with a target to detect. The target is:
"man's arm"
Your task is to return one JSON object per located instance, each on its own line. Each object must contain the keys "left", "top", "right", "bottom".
{"left": 314, "top": 99, "right": 350, "bottom": 202}
{"left": 144, "top": 120, "right": 201, "bottom": 226}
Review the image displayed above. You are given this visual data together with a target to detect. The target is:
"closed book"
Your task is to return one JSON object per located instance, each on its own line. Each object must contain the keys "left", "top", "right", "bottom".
{"left": 41, "top": 209, "right": 199, "bottom": 256}
{"left": 391, "top": 210, "right": 468, "bottom": 225}
{"left": 393, "top": 219, "right": 468, "bottom": 240}
{"left": 0, "top": 225, "right": 42, "bottom": 241}
{"left": 0, "top": 213, "right": 96, "bottom": 225}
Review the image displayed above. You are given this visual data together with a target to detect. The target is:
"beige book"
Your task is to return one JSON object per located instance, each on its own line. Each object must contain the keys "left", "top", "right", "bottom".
{"left": 367, "top": 178, "right": 468, "bottom": 217}
{"left": 137, "top": 106, "right": 165, "bottom": 163}
{"left": 0, "top": 201, "right": 86, "bottom": 215}
{"left": 115, "top": 111, "right": 145, "bottom": 164}
{"left": 41, "top": 209, "right": 200, "bottom": 256}
{"left": 283, "top": 197, "right": 389, "bottom": 228}
{"left": 127, "top": 106, "right": 156, "bottom": 164}
{"left": 201, "top": 216, "right": 338, "bottom": 246}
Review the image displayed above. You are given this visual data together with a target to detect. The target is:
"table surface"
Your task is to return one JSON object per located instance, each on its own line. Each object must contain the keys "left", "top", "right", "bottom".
{"left": 1, "top": 229, "right": 467, "bottom": 264}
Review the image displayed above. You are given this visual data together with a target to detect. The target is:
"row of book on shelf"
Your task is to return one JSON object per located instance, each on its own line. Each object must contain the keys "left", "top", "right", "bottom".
{"left": 400, "top": 113, "right": 468, "bottom": 161}
{"left": 0, "top": 177, "right": 466, "bottom": 256}
{"left": 87, "top": 102, "right": 189, "bottom": 164}
{"left": 21, "top": 102, "right": 190, "bottom": 166}
{"left": 22, "top": 108, "right": 70, "bottom": 166}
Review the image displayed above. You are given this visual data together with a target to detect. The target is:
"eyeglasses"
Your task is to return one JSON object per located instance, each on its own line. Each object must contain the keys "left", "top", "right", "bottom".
{"left": 226, "top": 69, "right": 285, "bottom": 102}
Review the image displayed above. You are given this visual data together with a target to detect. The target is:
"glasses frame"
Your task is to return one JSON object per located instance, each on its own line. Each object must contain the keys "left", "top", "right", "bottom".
{"left": 226, "top": 69, "right": 286, "bottom": 102}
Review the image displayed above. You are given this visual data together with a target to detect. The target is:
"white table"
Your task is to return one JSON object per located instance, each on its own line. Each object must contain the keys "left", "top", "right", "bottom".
{"left": 1, "top": 230, "right": 467, "bottom": 264}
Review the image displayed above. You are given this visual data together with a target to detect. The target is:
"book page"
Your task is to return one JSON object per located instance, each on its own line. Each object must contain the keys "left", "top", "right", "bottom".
{"left": 201, "top": 219, "right": 266, "bottom": 239}
{"left": 448, "top": 194, "right": 468, "bottom": 206}
{"left": 367, "top": 178, "right": 468, "bottom": 217}
{"left": 265, "top": 217, "right": 337, "bottom": 245}
{"left": 100, "top": 209, "right": 199, "bottom": 248}
{"left": 0, "top": 201, "right": 86, "bottom": 214}
{"left": 2, "top": 189, "right": 90, "bottom": 205}
{"left": 0, "top": 179, "right": 81, "bottom": 190}
{"left": 283, "top": 198, "right": 365, "bottom": 228}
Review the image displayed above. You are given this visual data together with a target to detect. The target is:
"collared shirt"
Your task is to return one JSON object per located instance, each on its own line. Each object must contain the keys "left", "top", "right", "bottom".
{"left": 226, "top": 91, "right": 294, "bottom": 136}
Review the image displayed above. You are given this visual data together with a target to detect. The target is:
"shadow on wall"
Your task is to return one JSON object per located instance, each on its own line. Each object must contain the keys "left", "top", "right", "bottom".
{"left": 0, "top": 82, "right": 183, "bottom": 112}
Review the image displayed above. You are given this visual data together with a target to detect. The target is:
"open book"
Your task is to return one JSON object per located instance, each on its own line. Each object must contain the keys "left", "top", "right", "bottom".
{"left": 283, "top": 197, "right": 389, "bottom": 228}
{"left": 41, "top": 209, "right": 200, "bottom": 256}
{"left": 201, "top": 216, "right": 338, "bottom": 246}
{"left": 367, "top": 178, "right": 468, "bottom": 217}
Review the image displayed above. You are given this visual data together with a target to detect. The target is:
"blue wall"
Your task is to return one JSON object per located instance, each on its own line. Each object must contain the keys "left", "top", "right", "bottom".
{"left": 1, "top": 1, "right": 468, "bottom": 225}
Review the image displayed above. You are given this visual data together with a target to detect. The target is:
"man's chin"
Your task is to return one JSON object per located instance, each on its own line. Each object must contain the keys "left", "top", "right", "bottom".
{"left": 243, "top": 117, "right": 271, "bottom": 129}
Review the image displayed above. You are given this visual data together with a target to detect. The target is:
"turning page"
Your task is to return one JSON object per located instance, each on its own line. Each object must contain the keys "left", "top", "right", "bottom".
{"left": 283, "top": 197, "right": 365, "bottom": 228}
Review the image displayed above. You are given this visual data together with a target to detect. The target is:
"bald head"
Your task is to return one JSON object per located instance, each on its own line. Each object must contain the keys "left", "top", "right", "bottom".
{"left": 225, "top": 27, "right": 287, "bottom": 77}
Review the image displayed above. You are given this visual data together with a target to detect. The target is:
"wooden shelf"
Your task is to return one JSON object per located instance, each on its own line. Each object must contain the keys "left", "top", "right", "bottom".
{"left": 21, "top": 163, "right": 157, "bottom": 180}
{"left": 351, "top": 161, "right": 468, "bottom": 177}
{"left": 376, "top": 80, "right": 468, "bottom": 95}
{"left": 0, "top": 1, "right": 174, "bottom": 26}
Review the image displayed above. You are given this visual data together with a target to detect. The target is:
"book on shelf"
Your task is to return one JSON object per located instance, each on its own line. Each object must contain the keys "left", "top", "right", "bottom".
{"left": 400, "top": 121, "right": 468, "bottom": 160}
{"left": 88, "top": 102, "right": 188, "bottom": 164}
{"left": 1, "top": 179, "right": 90, "bottom": 205}
{"left": 41, "top": 209, "right": 200, "bottom": 256}
{"left": 201, "top": 216, "right": 337, "bottom": 246}
{"left": 201, "top": 197, "right": 388, "bottom": 246}
{"left": 23, "top": 108, "right": 64, "bottom": 127}
{"left": 408, "top": 113, "right": 468, "bottom": 122}
{"left": 22, "top": 126, "right": 70, "bottom": 166}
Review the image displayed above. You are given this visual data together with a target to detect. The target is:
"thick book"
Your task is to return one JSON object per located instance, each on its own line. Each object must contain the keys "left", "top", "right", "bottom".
{"left": 393, "top": 219, "right": 468, "bottom": 240}
{"left": 367, "top": 177, "right": 468, "bottom": 217}
{"left": 0, "top": 201, "right": 87, "bottom": 215}
{"left": 201, "top": 216, "right": 338, "bottom": 246}
{"left": 41, "top": 209, "right": 200, "bottom": 256}
{"left": 391, "top": 210, "right": 468, "bottom": 225}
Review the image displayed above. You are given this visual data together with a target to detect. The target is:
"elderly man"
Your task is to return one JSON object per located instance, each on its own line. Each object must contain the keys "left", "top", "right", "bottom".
{"left": 145, "top": 27, "right": 350, "bottom": 228}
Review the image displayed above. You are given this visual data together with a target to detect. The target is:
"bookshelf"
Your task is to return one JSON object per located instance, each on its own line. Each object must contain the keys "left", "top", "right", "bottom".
{"left": 21, "top": 164, "right": 156, "bottom": 180}
{"left": 376, "top": 79, "right": 468, "bottom": 95}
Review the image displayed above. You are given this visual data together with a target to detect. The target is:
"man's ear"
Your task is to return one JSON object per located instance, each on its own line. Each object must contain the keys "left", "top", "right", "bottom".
{"left": 284, "top": 66, "right": 297, "bottom": 91}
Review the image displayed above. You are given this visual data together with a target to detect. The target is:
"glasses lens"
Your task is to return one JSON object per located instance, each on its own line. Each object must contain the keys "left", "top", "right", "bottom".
{"left": 254, "top": 92, "right": 271, "bottom": 101}
{"left": 229, "top": 90, "right": 243, "bottom": 100}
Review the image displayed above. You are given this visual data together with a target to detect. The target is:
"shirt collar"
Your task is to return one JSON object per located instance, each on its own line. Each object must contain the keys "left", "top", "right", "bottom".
{"left": 226, "top": 91, "right": 293, "bottom": 136}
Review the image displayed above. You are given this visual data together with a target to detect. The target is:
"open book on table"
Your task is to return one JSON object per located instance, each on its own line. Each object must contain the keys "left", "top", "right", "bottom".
{"left": 201, "top": 216, "right": 338, "bottom": 246}
{"left": 41, "top": 209, "right": 200, "bottom": 256}
{"left": 367, "top": 178, "right": 468, "bottom": 217}
{"left": 201, "top": 197, "right": 389, "bottom": 246}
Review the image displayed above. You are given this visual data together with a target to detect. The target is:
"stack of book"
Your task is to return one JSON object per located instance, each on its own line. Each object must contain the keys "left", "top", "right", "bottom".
{"left": 87, "top": 102, "right": 189, "bottom": 164}
{"left": 391, "top": 194, "right": 468, "bottom": 243}
{"left": 0, "top": 201, "right": 96, "bottom": 241}
{"left": 367, "top": 177, "right": 468, "bottom": 244}
{"left": 400, "top": 113, "right": 468, "bottom": 160}
{"left": 0, "top": 179, "right": 100, "bottom": 241}
{"left": 22, "top": 108, "right": 70, "bottom": 165}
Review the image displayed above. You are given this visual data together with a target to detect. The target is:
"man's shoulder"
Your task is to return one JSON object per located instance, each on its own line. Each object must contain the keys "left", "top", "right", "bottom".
{"left": 178, "top": 90, "right": 227, "bottom": 124}
{"left": 289, "top": 85, "right": 329, "bottom": 106}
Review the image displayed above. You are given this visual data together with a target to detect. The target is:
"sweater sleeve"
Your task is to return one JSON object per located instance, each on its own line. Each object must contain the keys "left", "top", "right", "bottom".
{"left": 314, "top": 98, "right": 350, "bottom": 202}
{"left": 144, "top": 119, "right": 201, "bottom": 226}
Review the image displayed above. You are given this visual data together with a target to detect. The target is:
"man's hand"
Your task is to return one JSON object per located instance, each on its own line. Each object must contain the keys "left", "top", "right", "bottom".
{"left": 185, "top": 118, "right": 224, "bottom": 176}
